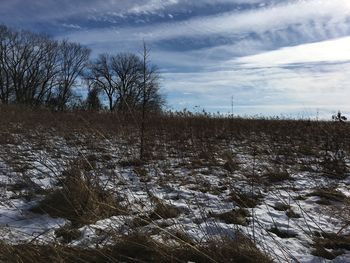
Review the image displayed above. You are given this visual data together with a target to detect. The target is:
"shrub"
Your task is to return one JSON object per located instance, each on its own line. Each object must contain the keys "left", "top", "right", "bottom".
{"left": 31, "top": 166, "right": 125, "bottom": 226}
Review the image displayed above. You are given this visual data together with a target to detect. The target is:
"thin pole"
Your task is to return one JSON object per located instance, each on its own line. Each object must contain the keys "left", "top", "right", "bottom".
{"left": 140, "top": 41, "right": 147, "bottom": 160}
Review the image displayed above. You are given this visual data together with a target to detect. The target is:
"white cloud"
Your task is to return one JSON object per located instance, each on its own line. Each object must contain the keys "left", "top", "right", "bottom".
{"left": 2, "top": 0, "right": 349, "bottom": 117}
{"left": 233, "top": 36, "right": 350, "bottom": 67}
{"left": 0, "top": 0, "right": 181, "bottom": 23}
{"left": 162, "top": 60, "right": 350, "bottom": 116}
{"left": 160, "top": 35, "right": 350, "bottom": 114}
{"left": 64, "top": 0, "right": 350, "bottom": 46}
{"left": 127, "top": 0, "right": 179, "bottom": 14}
{"left": 0, "top": 0, "right": 274, "bottom": 24}
{"left": 62, "top": 23, "right": 82, "bottom": 30}
{"left": 54, "top": 0, "right": 350, "bottom": 117}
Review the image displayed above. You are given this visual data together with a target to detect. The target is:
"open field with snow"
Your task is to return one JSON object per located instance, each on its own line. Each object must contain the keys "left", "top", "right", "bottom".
{"left": 0, "top": 106, "right": 349, "bottom": 262}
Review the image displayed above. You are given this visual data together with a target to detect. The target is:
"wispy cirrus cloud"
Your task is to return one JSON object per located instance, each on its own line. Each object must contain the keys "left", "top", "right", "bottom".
{"left": 159, "top": 36, "right": 350, "bottom": 116}
{"left": 0, "top": 0, "right": 350, "bottom": 118}
{"left": 0, "top": 0, "right": 280, "bottom": 27}
{"left": 59, "top": 0, "right": 350, "bottom": 65}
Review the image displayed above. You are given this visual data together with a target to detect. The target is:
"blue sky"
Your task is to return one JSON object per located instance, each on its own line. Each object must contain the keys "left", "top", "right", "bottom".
{"left": 1, "top": 0, "right": 350, "bottom": 118}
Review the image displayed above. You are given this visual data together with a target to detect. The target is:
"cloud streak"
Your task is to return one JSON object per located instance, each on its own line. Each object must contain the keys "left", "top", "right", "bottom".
{"left": 0, "top": 0, "right": 350, "bottom": 118}
{"left": 63, "top": 0, "right": 350, "bottom": 45}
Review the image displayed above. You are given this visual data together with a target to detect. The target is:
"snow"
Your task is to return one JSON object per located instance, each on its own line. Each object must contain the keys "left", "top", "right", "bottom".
{"left": 0, "top": 132, "right": 349, "bottom": 262}
{"left": 0, "top": 198, "right": 66, "bottom": 243}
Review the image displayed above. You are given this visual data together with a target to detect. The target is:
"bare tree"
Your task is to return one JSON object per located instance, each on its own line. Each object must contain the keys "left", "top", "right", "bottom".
{"left": 0, "top": 27, "right": 59, "bottom": 106}
{"left": 85, "top": 79, "right": 102, "bottom": 111}
{"left": 141, "top": 63, "right": 164, "bottom": 112}
{"left": 87, "top": 54, "right": 117, "bottom": 111}
{"left": 56, "top": 40, "right": 90, "bottom": 111}
{"left": 0, "top": 25, "right": 13, "bottom": 104}
{"left": 0, "top": 25, "right": 164, "bottom": 114}
{"left": 112, "top": 53, "right": 142, "bottom": 111}
{"left": 35, "top": 38, "right": 60, "bottom": 106}
{"left": 0, "top": 25, "right": 91, "bottom": 109}
{"left": 332, "top": 111, "right": 347, "bottom": 122}
{"left": 6, "top": 31, "right": 58, "bottom": 105}
{"left": 139, "top": 41, "right": 163, "bottom": 159}
{"left": 88, "top": 49, "right": 163, "bottom": 115}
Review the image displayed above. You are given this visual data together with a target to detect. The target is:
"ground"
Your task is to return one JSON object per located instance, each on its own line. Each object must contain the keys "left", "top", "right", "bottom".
{"left": 0, "top": 107, "right": 349, "bottom": 262}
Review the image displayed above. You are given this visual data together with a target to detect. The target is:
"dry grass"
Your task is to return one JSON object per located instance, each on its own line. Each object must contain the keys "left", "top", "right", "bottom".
{"left": 55, "top": 225, "right": 82, "bottom": 244}
{"left": 0, "top": 232, "right": 272, "bottom": 263}
{"left": 263, "top": 167, "right": 291, "bottom": 183}
{"left": 312, "top": 233, "right": 350, "bottom": 260}
{"left": 1, "top": 105, "right": 350, "bottom": 262}
{"left": 228, "top": 190, "right": 262, "bottom": 208}
{"left": 310, "top": 187, "right": 348, "bottom": 205}
{"left": 209, "top": 208, "right": 250, "bottom": 226}
{"left": 0, "top": 241, "right": 102, "bottom": 263}
{"left": 273, "top": 202, "right": 290, "bottom": 211}
{"left": 286, "top": 208, "right": 301, "bottom": 219}
{"left": 319, "top": 154, "right": 348, "bottom": 180}
{"left": 149, "top": 199, "right": 181, "bottom": 220}
{"left": 31, "top": 165, "right": 125, "bottom": 226}
{"left": 269, "top": 227, "right": 297, "bottom": 239}
{"left": 1, "top": 105, "right": 350, "bottom": 162}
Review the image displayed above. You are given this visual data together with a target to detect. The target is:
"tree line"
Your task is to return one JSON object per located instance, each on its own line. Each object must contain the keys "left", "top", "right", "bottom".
{"left": 0, "top": 24, "right": 164, "bottom": 112}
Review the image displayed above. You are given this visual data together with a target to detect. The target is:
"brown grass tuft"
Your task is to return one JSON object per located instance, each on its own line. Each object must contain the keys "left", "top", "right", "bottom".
{"left": 0, "top": 232, "right": 272, "bottom": 263}
{"left": 228, "top": 190, "right": 262, "bottom": 208}
{"left": 31, "top": 166, "right": 125, "bottom": 226}
{"left": 210, "top": 208, "right": 250, "bottom": 225}
{"left": 312, "top": 233, "right": 350, "bottom": 260}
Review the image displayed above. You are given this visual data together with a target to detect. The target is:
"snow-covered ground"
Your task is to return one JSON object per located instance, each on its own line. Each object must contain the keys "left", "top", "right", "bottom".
{"left": 0, "top": 128, "right": 349, "bottom": 263}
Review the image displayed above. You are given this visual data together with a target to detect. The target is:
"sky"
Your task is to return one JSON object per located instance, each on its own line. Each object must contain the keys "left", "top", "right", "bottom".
{"left": 1, "top": 0, "right": 350, "bottom": 118}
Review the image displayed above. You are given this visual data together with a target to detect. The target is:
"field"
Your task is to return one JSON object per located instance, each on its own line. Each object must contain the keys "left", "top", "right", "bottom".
{"left": 0, "top": 106, "right": 349, "bottom": 262}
